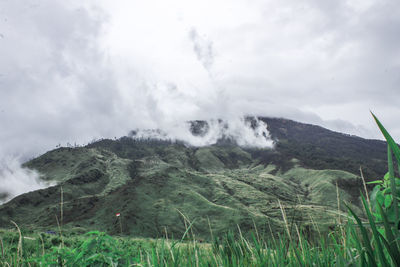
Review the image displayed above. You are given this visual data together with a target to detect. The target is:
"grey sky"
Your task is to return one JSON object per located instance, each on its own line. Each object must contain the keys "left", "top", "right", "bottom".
{"left": 1, "top": 0, "right": 400, "bottom": 161}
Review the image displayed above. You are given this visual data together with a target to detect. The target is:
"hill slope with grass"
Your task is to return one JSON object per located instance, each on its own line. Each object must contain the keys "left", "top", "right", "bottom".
{"left": 0, "top": 117, "right": 387, "bottom": 239}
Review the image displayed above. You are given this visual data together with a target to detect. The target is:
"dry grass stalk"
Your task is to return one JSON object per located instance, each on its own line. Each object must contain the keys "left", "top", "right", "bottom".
{"left": 10, "top": 220, "right": 22, "bottom": 265}
{"left": 278, "top": 199, "right": 292, "bottom": 242}
{"left": 295, "top": 224, "right": 305, "bottom": 261}
{"left": 60, "top": 186, "right": 63, "bottom": 228}
{"left": 360, "top": 167, "right": 371, "bottom": 208}
{"left": 207, "top": 216, "right": 214, "bottom": 241}
{"left": 336, "top": 182, "right": 346, "bottom": 246}
{"left": 39, "top": 234, "right": 45, "bottom": 256}
{"left": 1, "top": 236, "right": 4, "bottom": 259}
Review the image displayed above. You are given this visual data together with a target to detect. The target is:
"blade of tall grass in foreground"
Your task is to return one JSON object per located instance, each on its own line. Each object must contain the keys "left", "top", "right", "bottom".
{"left": 377, "top": 203, "right": 400, "bottom": 265}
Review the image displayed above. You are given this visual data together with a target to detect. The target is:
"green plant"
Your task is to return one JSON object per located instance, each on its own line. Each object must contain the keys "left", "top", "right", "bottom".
{"left": 345, "top": 113, "right": 400, "bottom": 266}
{"left": 367, "top": 114, "right": 400, "bottom": 227}
{"left": 28, "top": 231, "right": 138, "bottom": 266}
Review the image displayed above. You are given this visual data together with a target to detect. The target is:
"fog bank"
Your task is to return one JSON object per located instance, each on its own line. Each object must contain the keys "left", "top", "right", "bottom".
{"left": 0, "top": 158, "right": 54, "bottom": 204}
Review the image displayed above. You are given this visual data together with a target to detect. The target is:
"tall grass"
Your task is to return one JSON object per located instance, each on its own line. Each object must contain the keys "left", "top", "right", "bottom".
{"left": 1, "top": 113, "right": 400, "bottom": 266}
{"left": 0, "top": 227, "right": 363, "bottom": 266}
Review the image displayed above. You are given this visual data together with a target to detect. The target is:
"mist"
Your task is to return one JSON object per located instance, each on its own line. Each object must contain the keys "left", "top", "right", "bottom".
{"left": 0, "top": 157, "right": 54, "bottom": 204}
{"left": 131, "top": 117, "right": 274, "bottom": 148}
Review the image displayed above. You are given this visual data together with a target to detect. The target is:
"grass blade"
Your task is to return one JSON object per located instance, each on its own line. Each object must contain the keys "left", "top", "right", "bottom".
{"left": 387, "top": 146, "right": 399, "bottom": 224}
{"left": 346, "top": 203, "right": 378, "bottom": 266}
{"left": 377, "top": 202, "right": 400, "bottom": 265}
{"left": 372, "top": 112, "right": 400, "bottom": 166}
{"left": 361, "top": 195, "right": 390, "bottom": 267}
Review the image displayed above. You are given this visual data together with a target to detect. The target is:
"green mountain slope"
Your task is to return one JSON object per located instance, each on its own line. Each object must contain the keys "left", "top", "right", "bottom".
{"left": 0, "top": 118, "right": 387, "bottom": 239}
{"left": 261, "top": 117, "right": 387, "bottom": 180}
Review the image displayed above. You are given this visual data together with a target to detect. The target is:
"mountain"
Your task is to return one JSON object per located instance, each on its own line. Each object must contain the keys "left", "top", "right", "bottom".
{"left": 0, "top": 117, "right": 388, "bottom": 239}
{"left": 261, "top": 117, "right": 387, "bottom": 180}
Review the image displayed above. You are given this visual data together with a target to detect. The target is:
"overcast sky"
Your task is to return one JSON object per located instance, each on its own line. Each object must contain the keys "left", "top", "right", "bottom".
{"left": 1, "top": 0, "right": 400, "bottom": 161}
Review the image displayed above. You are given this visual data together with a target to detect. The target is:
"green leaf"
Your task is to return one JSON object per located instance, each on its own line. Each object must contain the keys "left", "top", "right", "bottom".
{"left": 86, "top": 231, "right": 100, "bottom": 236}
{"left": 378, "top": 203, "right": 400, "bottom": 266}
{"left": 361, "top": 195, "right": 391, "bottom": 267}
{"left": 370, "top": 185, "right": 382, "bottom": 202}
{"left": 388, "top": 146, "right": 400, "bottom": 224}
{"left": 385, "top": 195, "right": 393, "bottom": 209}
{"left": 376, "top": 191, "right": 385, "bottom": 206}
{"left": 383, "top": 188, "right": 392, "bottom": 195}
{"left": 346, "top": 203, "right": 378, "bottom": 266}
{"left": 374, "top": 212, "right": 383, "bottom": 221}
{"left": 368, "top": 180, "right": 383, "bottom": 185}
{"left": 372, "top": 113, "right": 400, "bottom": 166}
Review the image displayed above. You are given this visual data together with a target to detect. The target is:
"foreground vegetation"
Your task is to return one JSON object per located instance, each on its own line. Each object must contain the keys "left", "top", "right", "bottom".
{"left": 1, "top": 114, "right": 400, "bottom": 266}
{"left": 0, "top": 224, "right": 380, "bottom": 266}
{"left": 0, "top": 211, "right": 397, "bottom": 266}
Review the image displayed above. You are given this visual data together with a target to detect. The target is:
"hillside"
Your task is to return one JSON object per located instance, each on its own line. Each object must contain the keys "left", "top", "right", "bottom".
{"left": 0, "top": 117, "right": 388, "bottom": 239}
{"left": 261, "top": 117, "right": 387, "bottom": 181}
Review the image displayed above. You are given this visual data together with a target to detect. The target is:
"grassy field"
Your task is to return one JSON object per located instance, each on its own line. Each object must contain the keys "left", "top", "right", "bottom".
{"left": 0, "top": 221, "right": 375, "bottom": 266}
{"left": 0, "top": 210, "right": 397, "bottom": 267}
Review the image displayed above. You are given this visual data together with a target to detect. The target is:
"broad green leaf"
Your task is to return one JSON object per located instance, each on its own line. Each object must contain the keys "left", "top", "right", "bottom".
{"left": 376, "top": 191, "right": 385, "bottom": 206}
{"left": 383, "top": 188, "right": 392, "bottom": 195}
{"left": 385, "top": 195, "right": 393, "bottom": 209}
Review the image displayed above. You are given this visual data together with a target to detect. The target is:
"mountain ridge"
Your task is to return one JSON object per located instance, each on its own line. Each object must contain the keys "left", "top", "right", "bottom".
{"left": 0, "top": 117, "right": 387, "bottom": 239}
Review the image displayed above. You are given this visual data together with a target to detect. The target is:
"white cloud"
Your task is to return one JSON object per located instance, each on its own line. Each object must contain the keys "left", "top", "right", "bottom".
{"left": 132, "top": 117, "right": 273, "bottom": 148}
{"left": 189, "top": 28, "right": 214, "bottom": 71}
{"left": 1, "top": 0, "right": 400, "bottom": 163}
{"left": 0, "top": 157, "right": 54, "bottom": 204}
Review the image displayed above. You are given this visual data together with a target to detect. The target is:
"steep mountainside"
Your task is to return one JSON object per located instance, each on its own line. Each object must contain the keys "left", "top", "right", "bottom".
{"left": 0, "top": 117, "right": 387, "bottom": 239}
{"left": 185, "top": 117, "right": 387, "bottom": 180}
{"left": 260, "top": 117, "right": 387, "bottom": 181}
